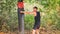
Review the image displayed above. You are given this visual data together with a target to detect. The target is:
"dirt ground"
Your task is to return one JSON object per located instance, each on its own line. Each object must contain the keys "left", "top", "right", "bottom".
{"left": 0, "top": 30, "right": 60, "bottom": 34}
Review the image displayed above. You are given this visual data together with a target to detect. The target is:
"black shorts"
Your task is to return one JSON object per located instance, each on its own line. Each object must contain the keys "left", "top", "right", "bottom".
{"left": 33, "top": 21, "right": 40, "bottom": 30}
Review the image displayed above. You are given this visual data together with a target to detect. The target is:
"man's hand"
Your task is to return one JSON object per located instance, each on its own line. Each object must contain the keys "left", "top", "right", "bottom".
{"left": 20, "top": 11, "right": 24, "bottom": 13}
{"left": 20, "top": 11, "right": 29, "bottom": 14}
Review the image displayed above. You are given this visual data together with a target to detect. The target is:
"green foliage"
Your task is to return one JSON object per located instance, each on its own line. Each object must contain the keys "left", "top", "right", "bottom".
{"left": 24, "top": 15, "right": 34, "bottom": 30}
{"left": 0, "top": 0, "right": 60, "bottom": 32}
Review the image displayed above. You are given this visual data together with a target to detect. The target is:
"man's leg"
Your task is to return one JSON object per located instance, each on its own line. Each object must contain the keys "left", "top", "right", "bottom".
{"left": 36, "top": 29, "right": 40, "bottom": 34}
{"left": 35, "top": 25, "right": 40, "bottom": 34}
{"left": 32, "top": 21, "right": 40, "bottom": 34}
{"left": 32, "top": 29, "right": 36, "bottom": 34}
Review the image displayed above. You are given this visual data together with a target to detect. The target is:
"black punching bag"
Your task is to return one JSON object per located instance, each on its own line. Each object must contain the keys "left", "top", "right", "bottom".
{"left": 17, "top": 0, "right": 24, "bottom": 34}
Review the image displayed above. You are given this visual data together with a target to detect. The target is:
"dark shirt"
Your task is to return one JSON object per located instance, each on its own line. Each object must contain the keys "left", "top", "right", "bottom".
{"left": 34, "top": 12, "right": 40, "bottom": 23}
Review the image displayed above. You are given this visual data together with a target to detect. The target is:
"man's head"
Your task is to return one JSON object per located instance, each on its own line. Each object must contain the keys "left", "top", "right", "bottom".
{"left": 33, "top": 6, "right": 38, "bottom": 12}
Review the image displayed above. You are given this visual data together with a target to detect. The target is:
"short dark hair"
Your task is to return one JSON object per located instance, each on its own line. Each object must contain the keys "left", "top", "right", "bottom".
{"left": 33, "top": 6, "right": 38, "bottom": 9}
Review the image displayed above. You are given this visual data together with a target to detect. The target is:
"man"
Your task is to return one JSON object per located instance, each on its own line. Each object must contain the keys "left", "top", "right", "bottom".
{"left": 20, "top": 6, "right": 40, "bottom": 34}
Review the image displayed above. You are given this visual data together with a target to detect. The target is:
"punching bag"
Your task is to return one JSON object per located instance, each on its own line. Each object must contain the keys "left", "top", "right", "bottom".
{"left": 17, "top": 0, "right": 24, "bottom": 34}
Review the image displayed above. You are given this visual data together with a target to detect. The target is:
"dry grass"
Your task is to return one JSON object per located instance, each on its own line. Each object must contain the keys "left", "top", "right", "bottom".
{"left": 0, "top": 30, "right": 60, "bottom": 34}
{"left": 0, "top": 27, "right": 60, "bottom": 34}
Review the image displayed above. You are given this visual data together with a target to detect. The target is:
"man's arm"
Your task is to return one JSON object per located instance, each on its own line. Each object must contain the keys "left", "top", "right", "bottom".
{"left": 20, "top": 11, "right": 34, "bottom": 14}
{"left": 20, "top": 11, "right": 36, "bottom": 16}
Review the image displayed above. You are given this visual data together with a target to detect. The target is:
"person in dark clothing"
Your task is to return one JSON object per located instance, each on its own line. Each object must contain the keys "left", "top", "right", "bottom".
{"left": 20, "top": 6, "right": 40, "bottom": 34}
